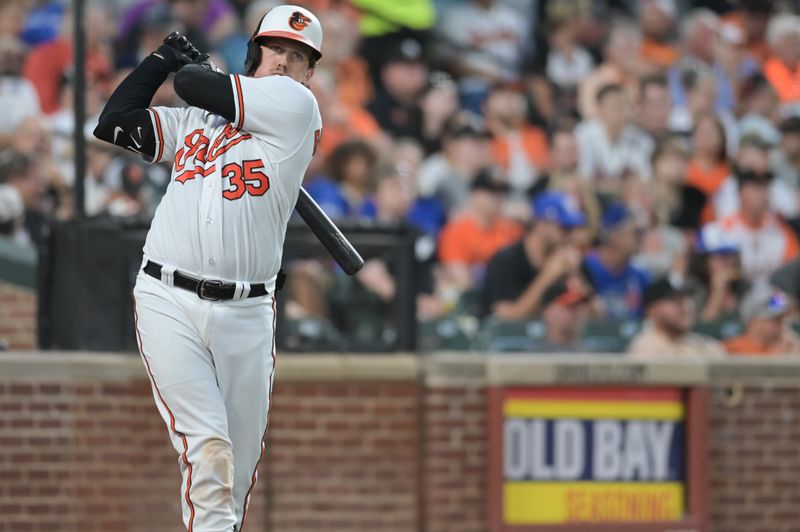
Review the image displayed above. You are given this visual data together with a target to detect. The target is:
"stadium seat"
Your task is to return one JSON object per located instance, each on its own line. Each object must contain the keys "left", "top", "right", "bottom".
{"left": 478, "top": 317, "right": 547, "bottom": 353}
{"left": 417, "top": 316, "right": 479, "bottom": 352}
{"left": 692, "top": 318, "right": 743, "bottom": 340}
{"left": 282, "top": 317, "right": 345, "bottom": 351}
{"left": 579, "top": 319, "right": 642, "bottom": 353}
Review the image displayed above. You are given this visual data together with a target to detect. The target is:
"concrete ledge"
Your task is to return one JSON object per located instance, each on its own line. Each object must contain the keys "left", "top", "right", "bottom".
{"left": 708, "top": 357, "right": 800, "bottom": 385}
{"left": 276, "top": 354, "right": 420, "bottom": 382}
{"left": 0, "top": 351, "right": 144, "bottom": 381}
{"left": 486, "top": 355, "right": 709, "bottom": 386}
{"left": 3, "top": 351, "right": 800, "bottom": 387}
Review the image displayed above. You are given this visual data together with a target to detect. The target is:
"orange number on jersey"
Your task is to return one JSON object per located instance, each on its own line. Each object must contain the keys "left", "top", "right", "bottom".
{"left": 242, "top": 160, "right": 270, "bottom": 196}
{"left": 222, "top": 160, "right": 270, "bottom": 201}
{"left": 222, "top": 162, "right": 245, "bottom": 200}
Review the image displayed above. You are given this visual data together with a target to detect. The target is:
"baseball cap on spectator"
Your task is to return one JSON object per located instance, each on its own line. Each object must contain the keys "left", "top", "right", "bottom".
{"left": 735, "top": 167, "right": 773, "bottom": 187}
{"left": 444, "top": 112, "right": 492, "bottom": 140}
{"left": 471, "top": 168, "right": 510, "bottom": 194}
{"left": 740, "top": 284, "right": 791, "bottom": 322}
{"left": 532, "top": 191, "right": 587, "bottom": 228}
{"left": 600, "top": 202, "right": 634, "bottom": 232}
{"left": 779, "top": 116, "right": 800, "bottom": 135}
{"left": 541, "top": 277, "right": 592, "bottom": 308}
{"left": 696, "top": 224, "right": 739, "bottom": 255}
{"left": 384, "top": 37, "right": 425, "bottom": 64}
{"left": 643, "top": 276, "right": 691, "bottom": 308}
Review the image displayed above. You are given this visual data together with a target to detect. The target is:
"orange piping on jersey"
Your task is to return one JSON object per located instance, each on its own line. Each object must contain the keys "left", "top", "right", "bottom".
{"left": 233, "top": 75, "right": 245, "bottom": 130}
{"left": 150, "top": 108, "right": 165, "bottom": 163}
{"left": 240, "top": 295, "right": 277, "bottom": 531}
{"left": 133, "top": 294, "right": 196, "bottom": 531}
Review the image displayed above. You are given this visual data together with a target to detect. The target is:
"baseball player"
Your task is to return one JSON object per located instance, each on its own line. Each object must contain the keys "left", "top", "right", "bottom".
{"left": 92, "top": 5, "right": 322, "bottom": 532}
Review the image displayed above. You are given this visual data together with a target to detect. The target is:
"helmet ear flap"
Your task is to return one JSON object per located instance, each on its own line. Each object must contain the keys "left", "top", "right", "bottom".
{"left": 244, "top": 39, "right": 262, "bottom": 75}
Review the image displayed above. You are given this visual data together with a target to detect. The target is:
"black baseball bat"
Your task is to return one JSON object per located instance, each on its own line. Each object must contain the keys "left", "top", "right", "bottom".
{"left": 164, "top": 32, "right": 365, "bottom": 275}
{"left": 295, "top": 188, "right": 365, "bottom": 275}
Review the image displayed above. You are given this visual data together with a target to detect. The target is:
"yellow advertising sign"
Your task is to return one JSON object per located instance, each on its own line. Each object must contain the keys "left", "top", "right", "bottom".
{"left": 500, "top": 388, "right": 686, "bottom": 526}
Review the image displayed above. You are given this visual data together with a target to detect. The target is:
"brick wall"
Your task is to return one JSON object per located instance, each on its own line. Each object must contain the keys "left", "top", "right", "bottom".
{"left": 708, "top": 383, "right": 800, "bottom": 532}
{"left": 422, "top": 387, "right": 487, "bottom": 532}
{"left": 0, "top": 281, "right": 36, "bottom": 349}
{"left": 2, "top": 354, "right": 800, "bottom": 532}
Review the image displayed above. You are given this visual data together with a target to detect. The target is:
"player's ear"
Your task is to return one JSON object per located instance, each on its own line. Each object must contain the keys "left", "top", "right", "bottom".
{"left": 302, "top": 66, "right": 315, "bottom": 86}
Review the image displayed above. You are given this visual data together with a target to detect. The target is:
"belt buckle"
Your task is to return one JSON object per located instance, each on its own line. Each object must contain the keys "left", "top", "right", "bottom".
{"left": 196, "top": 278, "right": 224, "bottom": 301}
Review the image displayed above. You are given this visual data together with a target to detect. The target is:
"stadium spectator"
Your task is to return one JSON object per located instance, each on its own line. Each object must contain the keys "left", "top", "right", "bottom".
{"left": 0, "top": 2, "right": 27, "bottom": 40}
{"left": 576, "top": 83, "right": 653, "bottom": 192}
{"left": 436, "top": 0, "right": 529, "bottom": 87}
{"left": 703, "top": 167, "right": 799, "bottom": 284}
{"left": 714, "top": 134, "right": 798, "bottom": 221}
{"left": 417, "top": 72, "right": 459, "bottom": 154}
{"left": 684, "top": 113, "right": 730, "bottom": 223}
{"left": 638, "top": 0, "right": 679, "bottom": 72}
{"left": 480, "top": 191, "right": 586, "bottom": 319}
{"left": 737, "top": 73, "right": 781, "bottom": 147}
{"left": 771, "top": 116, "right": 800, "bottom": 200}
{"left": 668, "top": 69, "right": 738, "bottom": 156}
{"left": 438, "top": 169, "right": 523, "bottom": 294}
{"left": 485, "top": 85, "right": 550, "bottom": 194}
{"left": 417, "top": 112, "right": 492, "bottom": 214}
{"left": 530, "top": 276, "right": 594, "bottom": 353}
{"left": 23, "top": 5, "right": 114, "bottom": 115}
{"left": 637, "top": 74, "right": 672, "bottom": 145}
{"left": 0, "top": 36, "right": 41, "bottom": 148}
{"left": 725, "top": 285, "right": 799, "bottom": 355}
{"left": 721, "top": 0, "right": 774, "bottom": 64}
{"left": 583, "top": 203, "right": 650, "bottom": 320}
{"left": 578, "top": 22, "right": 641, "bottom": 120}
{"left": 690, "top": 224, "right": 746, "bottom": 323}
{"left": 305, "top": 139, "right": 378, "bottom": 220}
{"left": 668, "top": 9, "right": 735, "bottom": 114}
{"left": 628, "top": 276, "right": 727, "bottom": 358}
{"left": 309, "top": 68, "right": 386, "bottom": 159}
{"left": 0, "top": 151, "right": 45, "bottom": 246}
{"left": 353, "top": 0, "right": 435, "bottom": 89}
{"left": 763, "top": 13, "right": 800, "bottom": 105}
{"left": 544, "top": 16, "right": 594, "bottom": 96}
{"left": 366, "top": 37, "right": 430, "bottom": 142}
{"left": 631, "top": 138, "right": 690, "bottom": 278}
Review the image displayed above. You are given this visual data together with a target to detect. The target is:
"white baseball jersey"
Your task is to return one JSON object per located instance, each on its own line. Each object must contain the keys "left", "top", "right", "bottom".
{"left": 142, "top": 74, "right": 322, "bottom": 288}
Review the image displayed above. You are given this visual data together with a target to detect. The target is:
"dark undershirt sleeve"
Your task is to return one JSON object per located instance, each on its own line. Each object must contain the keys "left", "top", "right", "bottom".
{"left": 93, "top": 53, "right": 175, "bottom": 161}
{"left": 173, "top": 65, "right": 236, "bottom": 124}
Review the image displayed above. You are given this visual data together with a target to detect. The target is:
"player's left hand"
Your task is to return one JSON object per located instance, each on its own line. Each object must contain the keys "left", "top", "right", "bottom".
{"left": 164, "top": 32, "right": 224, "bottom": 74}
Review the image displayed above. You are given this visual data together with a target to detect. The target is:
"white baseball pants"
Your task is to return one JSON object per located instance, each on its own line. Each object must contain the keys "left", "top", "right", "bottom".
{"left": 132, "top": 271, "right": 276, "bottom": 532}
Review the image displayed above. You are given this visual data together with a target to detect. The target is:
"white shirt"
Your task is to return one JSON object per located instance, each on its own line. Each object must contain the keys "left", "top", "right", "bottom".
{"left": 703, "top": 212, "right": 799, "bottom": 283}
{"left": 0, "top": 77, "right": 40, "bottom": 135}
{"left": 713, "top": 176, "right": 800, "bottom": 220}
{"left": 142, "top": 74, "right": 322, "bottom": 287}
{"left": 575, "top": 120, "right": 653, "bottom": 183}
{"left": 438, "top": 2, "right": 528, "bottom": 81}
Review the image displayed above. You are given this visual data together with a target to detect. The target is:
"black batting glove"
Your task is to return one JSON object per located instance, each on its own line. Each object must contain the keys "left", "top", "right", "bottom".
{"left": 152, "top": 43, "right": 193, "bottom": 73}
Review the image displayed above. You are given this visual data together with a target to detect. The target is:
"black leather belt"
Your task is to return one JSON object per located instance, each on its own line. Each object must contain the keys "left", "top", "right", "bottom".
{"left": 143, "top": 260, "right": 268, "bottom": 300}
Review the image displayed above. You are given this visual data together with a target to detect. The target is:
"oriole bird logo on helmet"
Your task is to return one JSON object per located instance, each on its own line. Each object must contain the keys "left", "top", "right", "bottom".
{"left": 289, "top": 11, "right": 311, "bottom": 31}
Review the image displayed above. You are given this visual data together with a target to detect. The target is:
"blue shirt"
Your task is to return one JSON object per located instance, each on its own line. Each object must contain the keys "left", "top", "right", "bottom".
{"left": 583, "top": 252, "right": 650, "bottom": 320}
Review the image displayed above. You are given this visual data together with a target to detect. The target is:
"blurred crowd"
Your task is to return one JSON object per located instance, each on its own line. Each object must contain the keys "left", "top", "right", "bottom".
{"left": 4, "top": 0, "right": 800, "bottom": 355}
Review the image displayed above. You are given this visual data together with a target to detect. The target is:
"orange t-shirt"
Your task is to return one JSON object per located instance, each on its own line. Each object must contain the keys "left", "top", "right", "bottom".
{"left": 641, "top": 39, "right": 679, "bottom": 70}
{"left": 763, "top": 57, "right": 800, "bottom": 103}
{"left": 724, "top": 335, "right": 781, "bottom": 355}
{"left": 686, "top": 159, "right": 730, "bottom": 223}
{"left": 438, "top": 216, "right": 523, "bottom": 265}
{"left": 685, "top": 159, "right": 730, "bottom": 196}
{"left": 491, "top": 126, "right": 550, "bottom": 174}
{"left": 318, "top": 105, "right": 381, "bottom": 157}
